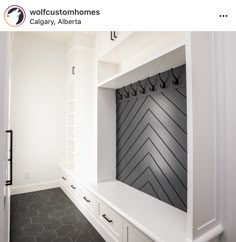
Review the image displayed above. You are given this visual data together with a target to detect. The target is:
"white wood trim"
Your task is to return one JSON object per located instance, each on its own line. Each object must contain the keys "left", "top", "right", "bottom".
{"left": 197, "top": 219, "right": 216, "bottom": 231}
{"left": 185, "top": 31, "right": 194, "bottom": 241}
{"left": 10, "top": 181, "right": 59, "bottom": 195}
{"left": 185, "top": 32, "right": 220, "bottom": 240}
{"left": 191, "top": 225, "right": 223, "bottom": 242}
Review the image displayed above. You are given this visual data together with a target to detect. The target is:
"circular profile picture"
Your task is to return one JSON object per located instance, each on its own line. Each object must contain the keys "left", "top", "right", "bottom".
{"left": 4, "top": 5, "right": 26, "bottom": 27}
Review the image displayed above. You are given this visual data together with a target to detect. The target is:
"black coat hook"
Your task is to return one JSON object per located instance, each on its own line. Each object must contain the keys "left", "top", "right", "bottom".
{"left": 117, "top": 90, "right": 123, "bottom": 100}
{"left": 123, "top": 86, "right": 129, "bottom": 98}
{"left": 130, "top": 83, "right": 137, "bottom": 96}
{"left": 171, "top": 68, "right": 179, "bottom": 85}
{"left": 159, "top": 73, "right": 167, "bottom": 88}
{"left": 138, "top": 81, "right": 145, "bottom": 94}
{"left": 148, "top": 77, "right": 155, "bottom": 91}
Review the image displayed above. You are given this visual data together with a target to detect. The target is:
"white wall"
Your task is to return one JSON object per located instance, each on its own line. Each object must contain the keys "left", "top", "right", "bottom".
{"left": 11, "top": 33, "right": 66, "bottom": 193}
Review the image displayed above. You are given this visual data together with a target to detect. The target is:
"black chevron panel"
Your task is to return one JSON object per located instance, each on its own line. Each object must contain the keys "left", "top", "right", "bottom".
{"left": 116, "top": 65, "right": 187, "bottom": 212}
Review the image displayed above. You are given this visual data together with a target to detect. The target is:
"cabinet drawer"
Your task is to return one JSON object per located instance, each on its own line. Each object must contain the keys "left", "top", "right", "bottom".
{"left": 68, "top": 178, "right": 81, "bottom": 199}
{"left": 123, "top": 221, "right": 154, "bottom": 242}
{"left": 59, "top": 169, "right": 81, "bottom": 199}
{"left": 59, "top": 170, "right": 69, "bottom": 187}
{"left": 81, "top": 188, "right": 97, "bottom": 215}
{"left": 98, "top": 200, "right": 122, "bottom": 239}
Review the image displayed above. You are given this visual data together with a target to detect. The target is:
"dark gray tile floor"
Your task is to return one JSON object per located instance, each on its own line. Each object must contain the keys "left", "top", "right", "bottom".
{"left": 10, "top": 188, "right": 105, "bottom": 242}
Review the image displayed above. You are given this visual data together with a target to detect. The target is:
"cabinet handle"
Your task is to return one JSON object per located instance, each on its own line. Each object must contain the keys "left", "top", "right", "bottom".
{"left": 83, "top": 196, "right": 90, "bottom": 203}
{"left": 110, "top": 31, "right": 114, "bottom": 41}
{"left": 70, "top": 185, "right": 76, "bottom": 190}
{"left": 62, "top": 177, "right": 66, "bottom": 180}
{"left": 102, "top": 214, "right": 113, "bottom": 223}
{"left": 114, "top": 31, "right": 117, "bottom": 39}
{"left": 72, "top": 66, "right": 75, "bottom": 75}
{"left": 6, "top": 130, "right": 13, "bottom": 186}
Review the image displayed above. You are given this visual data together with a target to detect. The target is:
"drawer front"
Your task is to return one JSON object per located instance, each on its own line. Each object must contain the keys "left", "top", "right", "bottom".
{"left": 59, "top": 170, "right": 69, "bottom": 187}
{"left": 68, "top": 178, "right": 81, "bottom": 199}
{"left": 123, "top": 221, "right": 154, "bottom": 242}
{"left": 59, "top": 169, "right": 81, "bottom": 199}
{"left": 81, "top": 188, "right": 97, "bottom": 215}
{"left": 98, "top": 200, "right": 122, "bottom": 239}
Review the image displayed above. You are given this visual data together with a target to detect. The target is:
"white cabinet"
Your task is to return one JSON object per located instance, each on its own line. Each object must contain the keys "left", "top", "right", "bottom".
{"left": 68, "top": 177, "right": 81, "bottom": 199}
{"left": 123, "top": 221, "right": 154, "bottom": 242}
{"left": 65, "top": 49, "right": 78, "bottom": 169}
{"left": 96, "top": 31, "right": 133, "bottom": 59}
{"left": 59, "top": 167, "right": 156, "bottom": 242}
{"left": 59, "top": 32, "right": 223, "bottom": 242}
{"left": 96, "top": 32, "right": 185, "bottom": 84}
{"left": 98, "top": 200, "right": 123, "bottom": 241}
{"left": 96, "top": 32, "right": 223, "bottom": 241}
{"left": 64, "top": 45, "right": 96, "bottom": 177}
{"left": 59, "top": 169, "right": 81, "bottom": 200}
{"left": 59, "top": 169, "right": 69, "bottom": 188}
{"left": 81, "top": 188, "right": 97, "bottom": 216}
{"left": 96, "top": 32, "right": 115, "bottom": 60}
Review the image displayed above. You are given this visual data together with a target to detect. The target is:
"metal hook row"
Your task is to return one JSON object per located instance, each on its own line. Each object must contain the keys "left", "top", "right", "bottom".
{"left": 117, "top": 68, "right": 180, "bottom": 100}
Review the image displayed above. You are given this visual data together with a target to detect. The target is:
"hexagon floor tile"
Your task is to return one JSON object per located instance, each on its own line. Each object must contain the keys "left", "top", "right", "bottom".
{"left": 10, "top": 188, "right": 105, "bottom": 242}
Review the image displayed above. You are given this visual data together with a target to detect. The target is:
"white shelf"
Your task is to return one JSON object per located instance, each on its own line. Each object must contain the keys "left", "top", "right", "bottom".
{"left": 98, "top": 41, "right": 185, "bottom": 89}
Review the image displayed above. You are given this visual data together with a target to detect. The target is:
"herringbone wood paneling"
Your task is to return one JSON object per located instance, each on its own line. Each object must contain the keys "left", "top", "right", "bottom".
{"left": 116, "top": 65, "right": 187, "bottom": 212}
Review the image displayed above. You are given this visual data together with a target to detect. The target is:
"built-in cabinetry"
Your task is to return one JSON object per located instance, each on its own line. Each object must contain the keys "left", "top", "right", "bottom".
{"left": 123, "top": 221, "right": 153, "bottom": 242}
{"left": 96, "top": 31, "right": 133, "bottom": 60}
{"left": 61, "top": 31, "right": 223, "bottom": 242}
{"left": 59, "top": 166, "right": 155, "bottom": 242}
{"left": 63, "top": 41, "right": 96, "bottom": 180}
{"left": 96, "top": 31, "right": 223, "bottom": 242}
{"left": 97, "top": 200, "right": 123, "bottom": 241}
{"left": 65, "top": 49, "right": 78, "bottom": 169}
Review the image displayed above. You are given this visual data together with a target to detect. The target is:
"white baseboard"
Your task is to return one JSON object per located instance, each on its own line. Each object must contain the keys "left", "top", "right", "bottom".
{"left": 10, "top": 180, "right": 59, "bottom": 195}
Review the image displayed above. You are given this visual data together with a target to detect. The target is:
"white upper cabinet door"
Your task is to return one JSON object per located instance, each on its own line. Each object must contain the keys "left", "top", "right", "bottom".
{"left": 113, "top": 31, "right": 133, "bottom": 46}
{"left": 96, "top": 31, "right": 133, "bottom": 60}
{"left": 66, "top": 49, "right": 77, "bottom": 81}
{"left": 96, "top": 32, "right": 113, "bottom": 59}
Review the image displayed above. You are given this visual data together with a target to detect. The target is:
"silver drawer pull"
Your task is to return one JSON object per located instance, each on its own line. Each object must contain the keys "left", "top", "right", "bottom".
{"left": 83, "top": 196, "right": 90, "bottom": 203}
{"left": 102, "top": 214, "right": 113, "bottom": 223}
{"left": 70, "top": 185, "right": 76, "bottom": 190}
{"left": 62, "top": 177, "right": 66, "bottom": 180}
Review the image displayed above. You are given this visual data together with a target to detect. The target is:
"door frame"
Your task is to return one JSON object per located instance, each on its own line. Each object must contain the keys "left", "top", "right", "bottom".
{"left": 0, "top": 32, "right": 11, "bottom": 242}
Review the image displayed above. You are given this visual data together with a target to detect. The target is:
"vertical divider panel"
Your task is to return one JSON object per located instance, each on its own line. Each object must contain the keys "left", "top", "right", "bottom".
{"left": 97, "top": 88, "right": 117, "bottom": 182}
